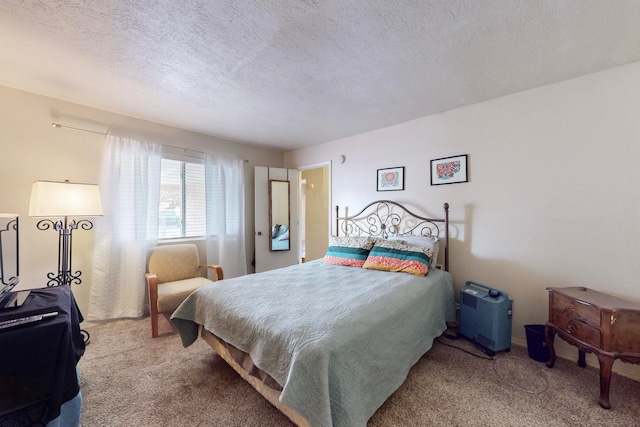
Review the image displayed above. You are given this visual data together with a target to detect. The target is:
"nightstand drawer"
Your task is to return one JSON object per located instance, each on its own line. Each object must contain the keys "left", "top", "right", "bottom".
{"left": 553, "top": 292, "right": 600, "bottom": 327}
{"left": 552, "top": 311, "right": 601, "bottom": 347}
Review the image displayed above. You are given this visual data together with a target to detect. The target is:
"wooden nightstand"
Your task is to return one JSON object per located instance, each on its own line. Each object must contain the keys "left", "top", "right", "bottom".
{"left": 545, "top": 287, "right": 640, "bottom": 409}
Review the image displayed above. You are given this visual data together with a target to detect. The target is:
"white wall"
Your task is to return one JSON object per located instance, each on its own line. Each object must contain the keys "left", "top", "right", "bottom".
{"left": 285, "top": 62, "right": 640, "bottom": 378}
{"left": 0, "top": 85, "right": 285, "bottom": 315}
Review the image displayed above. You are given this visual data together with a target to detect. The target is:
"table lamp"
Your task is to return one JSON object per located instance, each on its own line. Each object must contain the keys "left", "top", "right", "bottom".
{"left": 28, "top": 180, "right": 103, "bottom": 287}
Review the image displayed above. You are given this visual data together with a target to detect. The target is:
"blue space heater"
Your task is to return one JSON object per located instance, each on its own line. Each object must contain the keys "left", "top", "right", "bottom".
{"left": 459, "top": 281, "right": 513, "bottom": 356}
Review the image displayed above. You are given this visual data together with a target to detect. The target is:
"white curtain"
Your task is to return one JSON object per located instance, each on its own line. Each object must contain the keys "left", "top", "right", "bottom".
{"left": 88, "top": 134, "right": 161, "bottom": 320}
{"left": 205, "top": 154, "right": 247, "bottom": 278}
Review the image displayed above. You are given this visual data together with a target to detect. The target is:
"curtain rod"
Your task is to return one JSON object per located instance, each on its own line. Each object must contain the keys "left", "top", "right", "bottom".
{"left": 161, "top": 145, "right": 249, "bottom": 163}
{"left": 52, "top": 122, "right": 107, "bottom": 135}
{"left": 52, "top": 122, "right": 249, "bottom": 162}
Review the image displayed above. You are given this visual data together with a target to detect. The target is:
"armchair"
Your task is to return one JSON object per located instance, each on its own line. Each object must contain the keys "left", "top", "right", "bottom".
{"left": 145, "top": 244, "right": 223, "bottom": 338}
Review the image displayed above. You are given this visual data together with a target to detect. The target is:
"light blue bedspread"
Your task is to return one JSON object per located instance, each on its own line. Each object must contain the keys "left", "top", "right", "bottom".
{"left": 172, "top": 260, "right": 454, "bottom": 427}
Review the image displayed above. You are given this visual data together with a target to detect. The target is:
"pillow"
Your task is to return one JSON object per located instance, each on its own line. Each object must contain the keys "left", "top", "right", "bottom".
{"left": 362, "top": 239, "right": 434, "bottom": 276}
{"left": 272, "top": 224, "right": 288, "bottom": 239}
{"left": 323, "top": 236, "right": 377, "bottom": 267}
{"left": 388, "top": 234, "right": 440, "bottom": 268}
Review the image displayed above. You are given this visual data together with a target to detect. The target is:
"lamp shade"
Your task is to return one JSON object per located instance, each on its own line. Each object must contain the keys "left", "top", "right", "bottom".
{"left": 29, "top": 180, "right": 103, "bottom": 217}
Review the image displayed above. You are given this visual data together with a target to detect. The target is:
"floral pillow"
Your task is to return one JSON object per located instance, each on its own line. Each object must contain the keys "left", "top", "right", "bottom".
{"left": 323, "top": 236, "right": 377, "bottom": 267}
{"left": 362, "top": 239, "right": 434, "bottom": 276}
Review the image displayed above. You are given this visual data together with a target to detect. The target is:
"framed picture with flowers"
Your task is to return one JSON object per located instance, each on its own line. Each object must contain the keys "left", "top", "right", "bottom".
{"left": 377, "top": 166, "right": 405, "bottom": 191}
{"left": 430, "top": 154, "right": 468, "bottom": 185}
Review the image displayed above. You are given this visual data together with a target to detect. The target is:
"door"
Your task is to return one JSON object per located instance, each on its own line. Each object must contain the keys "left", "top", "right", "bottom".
{"left": 254, "top": 166, "right": 299, "bottom": 273}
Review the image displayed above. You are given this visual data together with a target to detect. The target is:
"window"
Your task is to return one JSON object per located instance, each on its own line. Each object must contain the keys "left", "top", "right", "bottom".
{"left": 159, "top": 158, "right": 206, "bottom": 239}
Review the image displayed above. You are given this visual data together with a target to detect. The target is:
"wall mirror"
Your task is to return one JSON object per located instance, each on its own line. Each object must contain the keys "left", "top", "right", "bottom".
{"left": 269, "top": 180, "right": 290, "bottom": 251}
{"left": 0, "top": 215, "right": 19, "bottom": 287}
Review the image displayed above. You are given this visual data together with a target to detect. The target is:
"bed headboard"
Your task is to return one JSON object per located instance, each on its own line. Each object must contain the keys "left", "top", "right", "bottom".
{"left": 335, "top": 200, "right": 450, "bottom": 271}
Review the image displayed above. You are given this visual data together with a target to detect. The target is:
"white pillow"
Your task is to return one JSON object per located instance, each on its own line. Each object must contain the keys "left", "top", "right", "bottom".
{"left": 388, "top": 235, "right": 440, "bottom": 268}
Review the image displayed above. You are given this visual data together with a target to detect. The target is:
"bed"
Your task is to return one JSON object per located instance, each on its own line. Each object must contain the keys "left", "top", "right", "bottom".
{"left": 172, "top": 200, "right": 454, "bottom": 427}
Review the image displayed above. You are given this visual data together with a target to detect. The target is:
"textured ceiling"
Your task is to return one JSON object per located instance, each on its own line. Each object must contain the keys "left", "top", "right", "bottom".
{"left": 1, "top": 1, "right": 640, "bottom": 150}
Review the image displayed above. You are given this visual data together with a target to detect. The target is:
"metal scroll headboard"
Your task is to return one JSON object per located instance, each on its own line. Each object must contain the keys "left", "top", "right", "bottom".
{"left": 335, "top": 200, "right": 450, "bottom": 271}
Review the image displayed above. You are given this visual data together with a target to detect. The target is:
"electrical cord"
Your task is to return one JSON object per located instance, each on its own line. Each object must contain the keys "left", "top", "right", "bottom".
{"left": 436, "top": 335, "right": 494, "bottom": 360}
{"left": 436, "top": 334, "right": 550, "bottom": 394}
{"left": 492, "top": 355, "right": 550, "bottom": 394}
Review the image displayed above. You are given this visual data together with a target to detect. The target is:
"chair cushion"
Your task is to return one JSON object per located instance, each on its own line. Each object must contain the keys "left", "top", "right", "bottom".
{"left": 157, "top": 277, "right": 212, "bottom": 313}
{"left": 148, "top": 244, "right": 201, "bottom": 283}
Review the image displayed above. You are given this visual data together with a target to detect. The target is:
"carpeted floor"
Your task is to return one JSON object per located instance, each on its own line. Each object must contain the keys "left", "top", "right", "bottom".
{"left": 78, "top": 317, "right": 640, "bottom": 426}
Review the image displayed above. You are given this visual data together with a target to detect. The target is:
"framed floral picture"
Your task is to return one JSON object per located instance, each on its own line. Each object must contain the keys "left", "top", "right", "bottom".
{"left": 377, "top": 166, "right": 405, "bottom": 191}
{"left": 430, "top": 155, "right": 468, "bottom": 185}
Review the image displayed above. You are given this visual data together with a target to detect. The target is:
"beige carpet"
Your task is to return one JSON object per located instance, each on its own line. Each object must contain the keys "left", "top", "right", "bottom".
{"left": 78, "top": 317, "right": 640, "bottom": 426}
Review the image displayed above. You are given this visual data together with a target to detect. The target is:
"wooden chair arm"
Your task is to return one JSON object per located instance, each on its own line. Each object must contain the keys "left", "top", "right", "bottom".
{"left": 146, "top": 272, "right": 159, "bottom": 309}
{"left": 145, "top": 273, "right": 158, "bottom": 291}
{"left": 200, "top": 265, "right": 224, "bottom": 281}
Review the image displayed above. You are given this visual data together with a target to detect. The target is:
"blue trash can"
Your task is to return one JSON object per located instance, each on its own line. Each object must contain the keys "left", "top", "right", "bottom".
{"left": 524, "top": 324, "right": 550, "bottom": 362}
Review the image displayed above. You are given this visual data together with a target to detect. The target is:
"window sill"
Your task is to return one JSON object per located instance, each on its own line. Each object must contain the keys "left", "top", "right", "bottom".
{"left": 158, "top": 236, "right": 206, "bottom": 244}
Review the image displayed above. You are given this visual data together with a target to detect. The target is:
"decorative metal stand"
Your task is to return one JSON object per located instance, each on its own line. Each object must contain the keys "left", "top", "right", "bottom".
{"left": 36, "top": 217, "right": 93, "bottom": 287}
{"left": 37, "top": 216, "right": 93, "bottom": 344}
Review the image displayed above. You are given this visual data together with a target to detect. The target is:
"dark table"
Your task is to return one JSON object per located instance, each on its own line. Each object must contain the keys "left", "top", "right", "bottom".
{"left": 0, "top": 286, "right": 85, "bottom": 425}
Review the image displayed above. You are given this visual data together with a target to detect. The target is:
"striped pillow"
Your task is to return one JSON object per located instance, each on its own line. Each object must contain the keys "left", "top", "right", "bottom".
{"left": 323, "top": 236, "right": 377, "bottom": 267}
{"left": 362, "top": 240, "right": 434, "bottom": 276}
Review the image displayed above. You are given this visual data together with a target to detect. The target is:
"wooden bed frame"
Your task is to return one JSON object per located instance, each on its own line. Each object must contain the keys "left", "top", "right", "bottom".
{"left": 201, "top": 329, "right": 311, "bottom": 426}
{"left": 199, "top": 200, "right": 450, "bottom": 426}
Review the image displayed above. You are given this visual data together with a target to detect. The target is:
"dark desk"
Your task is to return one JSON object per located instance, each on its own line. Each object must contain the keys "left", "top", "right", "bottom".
{"left": 0, "top": 286, "right": 85, "bottom": 425}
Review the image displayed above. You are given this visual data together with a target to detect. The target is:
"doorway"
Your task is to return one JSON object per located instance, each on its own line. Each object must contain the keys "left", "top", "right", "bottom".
{"left": 299, "top": 164, "right": 330, "bottom": 262}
